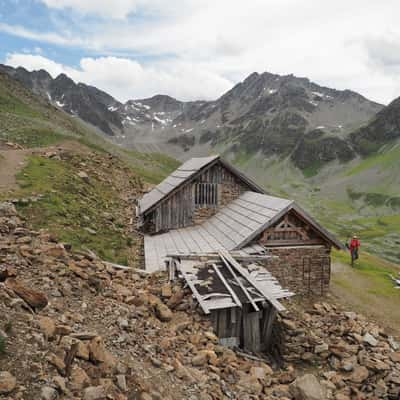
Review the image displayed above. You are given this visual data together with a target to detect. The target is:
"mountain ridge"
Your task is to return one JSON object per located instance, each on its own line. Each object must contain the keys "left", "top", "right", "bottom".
{"left": 0, "top": 64, "right": 384, "bottom": 171}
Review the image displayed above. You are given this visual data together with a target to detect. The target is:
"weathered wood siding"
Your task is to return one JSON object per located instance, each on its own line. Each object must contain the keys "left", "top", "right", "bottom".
{"left": 211, "top": 303, "right": 278, "bottom": 352}
{"left": 258, "top": 210, "right": 325, "bottom": 247}
{"left": 147, "top": 161, "right": 250, "bottom": 233}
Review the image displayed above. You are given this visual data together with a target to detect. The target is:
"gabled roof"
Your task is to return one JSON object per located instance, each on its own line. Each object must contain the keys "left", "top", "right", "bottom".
{"left": 144, "top": 191, "right": 344, "bottom": 272}
{"left": 138, "top": 155, "right": 265, "bottom": 215}
{"left": 228, "top": 192, "right": 344, "bottom": 251}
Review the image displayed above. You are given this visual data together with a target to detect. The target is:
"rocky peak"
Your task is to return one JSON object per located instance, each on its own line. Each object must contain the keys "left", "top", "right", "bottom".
{"left": 138, "top": 94, "right": 183, "bottom": 113}
{"left": 351, "top": 95, "right": 400, "bottom": 155}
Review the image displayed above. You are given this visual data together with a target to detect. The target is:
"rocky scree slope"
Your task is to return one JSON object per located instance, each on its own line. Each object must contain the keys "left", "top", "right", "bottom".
{"left": 1, "top": 203, "right": 400, "bottom": 399}
{"left": 0, "top": 65, "right": 384, "bottom": 171}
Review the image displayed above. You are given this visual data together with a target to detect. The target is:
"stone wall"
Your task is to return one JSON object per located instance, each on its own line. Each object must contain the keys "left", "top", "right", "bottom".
{"left": 219, "top": 180, "right": 248, "bottom": 207}
{"left": 192, "top": 206, "right": 218, "bottom": 225}
{"left": 261, "top": 245, "right": 331, "bottom": 296}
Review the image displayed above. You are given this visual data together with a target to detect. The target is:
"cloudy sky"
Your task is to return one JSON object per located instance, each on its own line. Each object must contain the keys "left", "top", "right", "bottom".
{"left": 1, "top": 0, "right": 399, "bottom": 104}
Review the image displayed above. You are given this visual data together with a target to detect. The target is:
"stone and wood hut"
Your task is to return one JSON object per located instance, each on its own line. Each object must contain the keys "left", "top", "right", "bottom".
{"left": 137, "top": 155, "right": 343, "bottom": 351}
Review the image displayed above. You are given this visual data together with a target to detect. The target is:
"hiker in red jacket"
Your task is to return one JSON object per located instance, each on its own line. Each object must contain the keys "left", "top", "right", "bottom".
{"left": 349, "top": 235, "right": 360, "bottom": 266}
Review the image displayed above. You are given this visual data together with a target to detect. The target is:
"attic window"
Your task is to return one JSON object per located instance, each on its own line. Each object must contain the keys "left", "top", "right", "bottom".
{"left": 195, "top": 183, "right": 218, "bottom": 207}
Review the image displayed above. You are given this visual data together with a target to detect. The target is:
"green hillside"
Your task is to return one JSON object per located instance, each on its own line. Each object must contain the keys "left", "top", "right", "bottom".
{"left": 226, "top": 139, "right": 400, "bottom": 264}
{"left": 0, "top": 72, "right": 179, "bottom": 266}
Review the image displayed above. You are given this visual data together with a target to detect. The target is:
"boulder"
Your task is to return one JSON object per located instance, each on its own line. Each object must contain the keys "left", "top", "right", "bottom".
{"left": 363, "top": 333, "right": 378, "bottom": 347}
{"left": 0, "top": 203, "right": 17, "bottom": 217}
{"left": 47, "top": 353, "right": 66, "bottom": 374}
{"left": 77, "top": 171, "right": 90, "bottom": 183}
{"left": 70, "top": 367, "right": 91, "bottom": 390}
{"left": 83, "top": 385, "right": 106, "bottom": 400}
{"left": 0, "top": 371, "right": 16, "bottom": 394}
{"left": 154, "top": 302, "right": 173, "bottom": 322}
{"left": 116, "top": 375, "right": 127, "bottom": 392}
{"left": 289, "top": 374, "right": 327, "bottom": 400}
{"left": 5, "top": 279, "right": 48, "bottom": 310}
{"left": 349, "top": 366, "right": 369, "bottom": 383}
{"left": 389, "top": 352, "right": 400, "bottom": 363}
{"left": 89, "top": 336, "right": 108, "bottom": 363}
{"left": 38, "top": 316, "right": 57, "bottom": 339}
{"left": 237, "top": 374, "right": 263, "bottom": 395}
{"left": 41, "top": 386, "right": 58, "bottom": 400}
{"left": 315, "top": 343, "right": 329, "bottom": 354}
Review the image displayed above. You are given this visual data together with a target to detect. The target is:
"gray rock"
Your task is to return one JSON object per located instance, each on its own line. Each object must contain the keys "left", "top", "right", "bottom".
{"left": 116, "top": 374, "right": 127, "bottom": 391}
{"left": 41, "top": 386, "right": 58, "bottom": 400}
{"left": 0, "top": 371, "right": 16, "bottom": 394}
{"left": 314, "top": 343, "right": 329, "bottom": 354}
{"left": 363, "top": 333, "right": 378, "bottom": 347}
{"left": 289, "top": 374, "right": 327, "bottom": 400}
{"left": 344, "top": 311, "right": 357, "bottom": 320}
{"left": 388, "top": 336, "right": 399, "bottom": 351}
{"left": 83, "top": 386, "right": 106, "bottom": 400}
{"left": 0, "top": 202, "right": 17, "bottom": 217}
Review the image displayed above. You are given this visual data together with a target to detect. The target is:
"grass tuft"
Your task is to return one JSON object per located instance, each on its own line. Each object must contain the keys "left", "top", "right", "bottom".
{"left": 0, "top": 335, "right": 6, "bottom": 355}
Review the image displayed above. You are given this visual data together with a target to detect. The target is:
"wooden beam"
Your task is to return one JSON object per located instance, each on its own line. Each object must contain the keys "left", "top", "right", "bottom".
{"left": 176, "top": 262, "right": 211, "bottom": 314}
{"left": 219, "top": 249, "right": 286, "bottom": 312}
{"left": 219, "top": 253, "right": 259, "bottom": 312}
{"left": 212, "top": 263, "right": 242, "bottom": 309}
{"left": 167, "top": 253, "right": 276, "bottom": 261}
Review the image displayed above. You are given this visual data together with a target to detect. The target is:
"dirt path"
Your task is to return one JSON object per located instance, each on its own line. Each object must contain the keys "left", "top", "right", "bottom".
{"left": 0, "top": 141, "right": 92, "bottom": 194}
{"left": 330, "top": 261, "right": 400, "bottom": 337}
{"left": 0, "top": 147, "right": 32, "bottom": 192}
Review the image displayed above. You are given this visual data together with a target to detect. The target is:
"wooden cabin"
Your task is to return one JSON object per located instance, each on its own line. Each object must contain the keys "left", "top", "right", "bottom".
{"left": 138, "top": 155, "right": 343, "bottom": 296}
{"left": 138, "top": 155, "right": 264, "bottom": 234}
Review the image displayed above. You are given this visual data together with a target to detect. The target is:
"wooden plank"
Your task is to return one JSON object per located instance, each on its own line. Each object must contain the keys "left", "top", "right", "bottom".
{"left": 168, "top": 230, "right": 190, "bottom": 253}
{"left": 214, "top": 212, "right": 253, "bottom": 238}
{"left": 178, "top": 265, "right": 210, "bottom": 314}
{"left": 225, "top": 201, "right": 266, "bottom": 224}
{"left": 207, "top": 216, "right": 244, "bottom": 247}
{"left": 167, "top": 253, "right": 273, "bottom": 262}
{"left": 212, "top": 264, "right": 242, "bottom": 308}
{"left": 179, "top": 228, "right": 203, "bottom": 253}
{"left": 219, "top": 253, "right": 260, "bottom": 312}
{"left": 243, "top": 309, "right": 261, "bottom": 352}
{"left": 202, "top": 219, "right": 237, "bottom": 249}
{"left": 187, "top": 228, "right": 213, "bottom": 253}
{"left": 220, "top": 207, "right": 260, "bottom": 232}
{"left": 220, "top": 250, "right": 286, "bottom": 312}
{"left": 261, "top": 303, "right": 277, "bottom": 350}
{"left": 196, "top": 225, "right": 225, "bottom": 252}
{"left": 217, "top": 309, "right": 228, "bottom": 338}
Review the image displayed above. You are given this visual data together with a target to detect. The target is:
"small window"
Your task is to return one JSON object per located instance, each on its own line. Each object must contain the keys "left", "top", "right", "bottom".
{"left": 194, "top": 183, "right": 218, "bottom": 207}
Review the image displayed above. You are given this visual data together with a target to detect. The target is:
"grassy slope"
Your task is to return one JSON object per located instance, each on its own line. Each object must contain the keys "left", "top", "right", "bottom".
{"left": 13, "top": 155, "right": 132, "bottom": 264}
{"left": 331, "top": 249, "right": 400, "bottom": 334}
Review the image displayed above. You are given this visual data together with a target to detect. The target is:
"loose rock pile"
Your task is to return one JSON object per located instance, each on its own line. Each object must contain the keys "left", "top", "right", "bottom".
{"left": 0, "top": 202, "right": 399, "bottom": 399}
{"left": 278, "top": 302, "right": 400, "bottom": 399}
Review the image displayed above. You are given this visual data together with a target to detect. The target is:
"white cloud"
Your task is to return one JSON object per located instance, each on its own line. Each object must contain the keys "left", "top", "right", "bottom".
{"left": 0, "top": 22, "right": 88, "bottom": 47}
{"left": 40, "top": 0, "right": 144, "bottom": 19}
{"left": 5, "top": 53, "right": 233, "bottom": 101}
{"left": 3, "top": 0, "right": 400, "bottom": 103}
